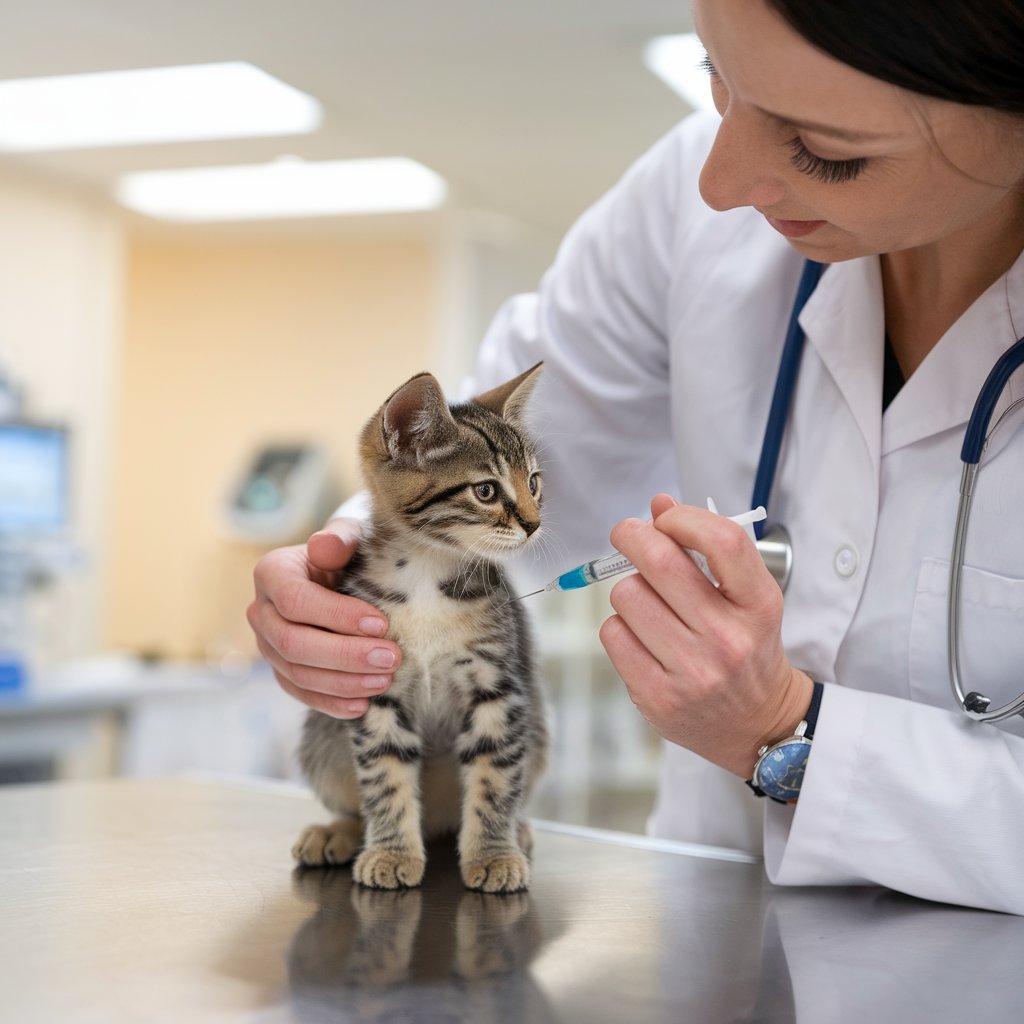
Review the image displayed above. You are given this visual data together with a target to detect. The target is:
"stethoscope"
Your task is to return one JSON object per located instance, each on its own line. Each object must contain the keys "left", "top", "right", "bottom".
{"left": 752, "top": 259, "right": 1024, "bottom": 723}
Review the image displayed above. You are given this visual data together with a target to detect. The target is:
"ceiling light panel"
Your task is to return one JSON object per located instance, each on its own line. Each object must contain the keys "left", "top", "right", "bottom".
{"left": 116, "top": 157, "right": 448, "bottom": 221}
{"left": 643, "top": 34, "right": 715, "bottom": 114}
{"left": 0, "top": 62, "right": 322, "bottom": 151}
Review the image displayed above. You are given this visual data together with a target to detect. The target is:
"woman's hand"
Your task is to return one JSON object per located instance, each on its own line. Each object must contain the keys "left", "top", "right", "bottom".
{"left": 599, "top": 495, "right": 812, "bottom": 778}
{"left": 246, "top": 518, "right": 402, "bottom": 719}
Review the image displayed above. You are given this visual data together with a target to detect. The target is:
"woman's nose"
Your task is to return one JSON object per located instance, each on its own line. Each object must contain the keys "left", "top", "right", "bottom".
{"left": 698, "top": 111, "right": 786, "bottom": 213}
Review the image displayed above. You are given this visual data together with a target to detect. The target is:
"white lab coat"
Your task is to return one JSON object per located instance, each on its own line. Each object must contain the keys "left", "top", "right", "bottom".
{"left": 474, "top": 111, "right": 1024, "bottom": 914}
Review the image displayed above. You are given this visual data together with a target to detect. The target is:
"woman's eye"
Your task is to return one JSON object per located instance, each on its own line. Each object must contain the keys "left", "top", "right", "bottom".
{"left": 528, "top": 473, "right": 541, "bottom": 496}
{"left": 787, "top": 137, "right": 867, "bottom": 185}
{"left": 473, "top": 482, "right": 498, "bottom": 503}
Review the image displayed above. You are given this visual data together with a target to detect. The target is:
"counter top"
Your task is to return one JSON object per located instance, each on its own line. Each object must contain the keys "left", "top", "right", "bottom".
{"left": 0, "top": 777, "right": 1019, "bottom": 1022}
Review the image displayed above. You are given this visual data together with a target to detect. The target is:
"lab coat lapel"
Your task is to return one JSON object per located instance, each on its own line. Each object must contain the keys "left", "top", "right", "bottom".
{"left": 881, "top": 251, "right": 1024, "bottom": 456}
{"left": 798, "top": 256, "right": 885, "bottom": 471}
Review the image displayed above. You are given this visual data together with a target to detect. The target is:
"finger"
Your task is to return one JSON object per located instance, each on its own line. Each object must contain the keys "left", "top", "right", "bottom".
{"left": 307, "top": 517, "right": 362, "bottom": 575}
{"left": 649, "top": 492, "right": 679, "bottom": 519}
{"left": 273, "top": 667, "right": 373, "bottom": 719}
{"left": 249, "top": 598, "right": 400, "bottom": 674}
{"left": 255, "top": 635, "right": 391, "bottom": 699}
{"left": 610, "top": 515, "right": 721, "bottom": 622}
{"left": 263, "top": 569, "right": 392, "bottom": 641}
{"left": 607, "top": 570, "right": 704, "bottom": 675}
{"left": 653, "top": 505, "right": 778, "bottom": 608}
{"left": 598, "top": 612, "right": 669, "bottom": 706}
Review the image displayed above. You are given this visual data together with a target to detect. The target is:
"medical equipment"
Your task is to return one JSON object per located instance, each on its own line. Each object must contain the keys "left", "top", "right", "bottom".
{"left": 227, "top": 443, "right": 333, "bottom": 544}
{"left": 755, "top": 260, "right": 1024, "bottom": 723}
{"left": 514, "top": 502, "right": 766, "bottom": 599}
{"left": 0, "top": 423, "right": 68, "bottom": 535}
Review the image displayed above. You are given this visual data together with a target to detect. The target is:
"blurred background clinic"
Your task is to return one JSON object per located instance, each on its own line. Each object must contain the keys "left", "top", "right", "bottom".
{"left": 0, "top": 0, "right": 709, "bottom": 832}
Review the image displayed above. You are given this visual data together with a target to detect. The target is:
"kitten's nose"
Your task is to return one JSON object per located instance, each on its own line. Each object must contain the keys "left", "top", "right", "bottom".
{"left": 522, "top": 520, "right": 540, "bottom": 537}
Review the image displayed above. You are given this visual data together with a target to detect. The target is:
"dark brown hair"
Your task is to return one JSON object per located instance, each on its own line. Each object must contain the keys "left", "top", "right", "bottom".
{"left": 766, "top": 1, "right": 1024, "bottom": 112}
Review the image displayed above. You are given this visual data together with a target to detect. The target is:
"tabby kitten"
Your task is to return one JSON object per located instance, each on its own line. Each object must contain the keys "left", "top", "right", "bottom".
{"left": 293, "top": 363, "right": 548, "bottom": 894}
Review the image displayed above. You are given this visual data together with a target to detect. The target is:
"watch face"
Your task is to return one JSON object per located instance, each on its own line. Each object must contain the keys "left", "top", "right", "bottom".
{"left": 754, "top": 738, "right": 812, "bottom": 802}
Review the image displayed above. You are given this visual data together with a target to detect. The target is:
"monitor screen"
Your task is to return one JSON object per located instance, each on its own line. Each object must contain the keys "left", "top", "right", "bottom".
{"left": 0, "top": 423, "right": 68, "bottom": 535}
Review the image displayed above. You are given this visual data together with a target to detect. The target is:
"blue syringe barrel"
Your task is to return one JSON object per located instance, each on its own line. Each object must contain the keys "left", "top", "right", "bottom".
{"left": 553, "top": 565, "right": 593, "bottom": 591}
{"left": 553, "top": 552, "right": 634, "bottom": 591}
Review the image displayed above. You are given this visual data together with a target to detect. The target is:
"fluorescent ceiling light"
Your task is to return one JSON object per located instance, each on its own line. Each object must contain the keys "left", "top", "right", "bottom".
{"left": 643, "top": 34, "right": 716, "bottom": 113}
{"left": 116, "top": 156, "right": 448, "bottom": 221}
{"left": 0, "top": 62, "right": 322, "bottom": 151}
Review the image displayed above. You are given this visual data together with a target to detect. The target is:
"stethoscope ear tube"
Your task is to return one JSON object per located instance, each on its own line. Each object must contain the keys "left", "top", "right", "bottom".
{"left": 949, "top": 345, "right": 1024, "bottom": 721}
{"left": 960, "top": 335, "right": 1024, "bottom": 464}
{"left": 947, "top": 464, "right": 994, "bottom": 719}
{"left": 946, "top": 463, "right": 1024, "bottom": 721}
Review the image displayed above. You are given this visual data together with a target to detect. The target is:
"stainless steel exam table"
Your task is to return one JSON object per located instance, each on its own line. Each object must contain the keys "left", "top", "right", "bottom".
{"left": 1, "top": 777, "right": 1019, "bottom": 1023}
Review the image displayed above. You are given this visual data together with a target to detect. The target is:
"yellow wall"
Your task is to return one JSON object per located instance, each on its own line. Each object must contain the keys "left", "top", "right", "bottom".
{"left": 104, "top": 235, "right": 440, "bottom": 661}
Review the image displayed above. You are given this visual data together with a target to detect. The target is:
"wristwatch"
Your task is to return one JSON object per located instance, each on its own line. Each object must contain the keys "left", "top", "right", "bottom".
{"left": 747, "top": 681, "right": 824, "bottom": 803}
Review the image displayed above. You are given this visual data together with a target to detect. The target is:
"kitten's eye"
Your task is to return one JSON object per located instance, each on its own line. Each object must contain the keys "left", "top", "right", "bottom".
{"left": 528, "top": 472, "right": 541, "bottom": 497}
{"left": 473, "top": 481, "right": 499, "bottom": 503}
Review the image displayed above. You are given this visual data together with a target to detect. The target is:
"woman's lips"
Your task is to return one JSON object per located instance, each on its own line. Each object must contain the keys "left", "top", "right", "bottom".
{"left": 764, "top": 214, "right": 826, "bottom": 238}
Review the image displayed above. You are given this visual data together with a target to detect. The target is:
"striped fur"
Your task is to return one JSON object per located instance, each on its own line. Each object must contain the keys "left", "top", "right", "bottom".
{"left": 294, "top": 364, "right": 549, "bottom": 893}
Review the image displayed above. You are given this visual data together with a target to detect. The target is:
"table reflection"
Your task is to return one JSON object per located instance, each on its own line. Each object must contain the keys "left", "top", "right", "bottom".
{"left": 286, "top": 840, "right": 560, "bottom": 1023}
{"left": 758, "top": 887, "right": 1024, "bottom": 1022}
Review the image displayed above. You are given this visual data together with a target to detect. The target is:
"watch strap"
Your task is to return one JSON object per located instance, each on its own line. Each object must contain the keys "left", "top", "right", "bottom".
{"left": 803, "top": 679, "right": 823, "bottom": 740}
{"left": 746, "top": 680, "right": 823, "bottom": 802}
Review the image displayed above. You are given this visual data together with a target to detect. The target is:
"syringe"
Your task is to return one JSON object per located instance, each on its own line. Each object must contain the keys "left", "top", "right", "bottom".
{"left": 514, "top": 499, "right": 767, "bottom": 599}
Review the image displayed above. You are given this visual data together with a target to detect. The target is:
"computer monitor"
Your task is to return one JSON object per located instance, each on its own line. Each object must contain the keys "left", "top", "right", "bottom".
{"left": 0, "top": 423, "right": 69, "bottom": 535}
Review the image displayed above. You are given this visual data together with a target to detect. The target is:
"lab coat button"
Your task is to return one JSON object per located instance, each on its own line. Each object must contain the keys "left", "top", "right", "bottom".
{"left": 834, "top": 546, "right": 858, "bottom": 578}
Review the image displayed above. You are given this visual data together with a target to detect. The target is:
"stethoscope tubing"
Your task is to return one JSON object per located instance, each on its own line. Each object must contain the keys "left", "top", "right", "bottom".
{"left": 948, "top": 335, "right": 1024, "bottom": 722}
{"left": 751, "top": 259, "right": 826, "bottom": 542}
{"left": 756, "top": 259, "right": 1024, "bottom": 722}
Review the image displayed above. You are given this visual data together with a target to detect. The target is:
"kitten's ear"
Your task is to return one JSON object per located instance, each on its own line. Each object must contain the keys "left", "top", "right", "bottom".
{"left": 379, "top": 372, "right": 459, "bottom": 463}
{"left": 471, "top": 361, "right": 543, "bottom": 424}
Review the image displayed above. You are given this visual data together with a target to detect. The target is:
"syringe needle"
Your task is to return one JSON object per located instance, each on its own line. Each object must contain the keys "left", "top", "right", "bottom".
{"left": 510, "top": 588, "right": 544, "bottom": 602}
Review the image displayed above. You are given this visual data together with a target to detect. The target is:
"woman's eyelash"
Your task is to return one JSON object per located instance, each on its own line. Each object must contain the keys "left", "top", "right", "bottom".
{"left": 699, "top": 52, "right": 867, "bottom": 185}
{"left": 786, "top": 137, "right": 867, "bottom": 184}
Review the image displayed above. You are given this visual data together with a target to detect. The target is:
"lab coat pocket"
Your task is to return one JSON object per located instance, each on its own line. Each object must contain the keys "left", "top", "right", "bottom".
{"left": 909, "top": 556, "right": 1024, "bottom": 724}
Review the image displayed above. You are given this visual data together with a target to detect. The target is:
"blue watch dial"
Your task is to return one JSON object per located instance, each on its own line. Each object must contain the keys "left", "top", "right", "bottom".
{"left": 754, "top": 738, "right": 812, "bottom": 801}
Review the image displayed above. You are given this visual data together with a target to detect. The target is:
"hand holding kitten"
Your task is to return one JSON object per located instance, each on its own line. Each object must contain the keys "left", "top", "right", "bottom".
{"left": 246, "top": 516, "right": 402, "bottom": 719}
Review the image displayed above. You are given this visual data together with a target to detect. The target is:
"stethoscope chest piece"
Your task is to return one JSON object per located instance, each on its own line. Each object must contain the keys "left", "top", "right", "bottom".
{"left": 756, "top": 523, "right": 793, "bottom": 593}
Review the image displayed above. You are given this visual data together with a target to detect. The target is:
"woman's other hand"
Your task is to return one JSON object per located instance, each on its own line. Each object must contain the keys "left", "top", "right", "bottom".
{"left": 246, "top": 518, "right": 402, "bottom": 718}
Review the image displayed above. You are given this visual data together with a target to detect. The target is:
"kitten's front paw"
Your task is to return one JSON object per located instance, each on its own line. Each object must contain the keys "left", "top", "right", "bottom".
{"left": 292, "top": 819, "right": 362, "bottom": 867}
{"left": 461, "top": 850, "right": 530, "bottom": 893}
{"left": 353, "top": 846, "right": 426, "bottom": 889}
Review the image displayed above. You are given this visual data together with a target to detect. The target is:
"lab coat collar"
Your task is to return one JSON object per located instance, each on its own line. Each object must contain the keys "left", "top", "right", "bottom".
{"left": 797, "top": 256, "right": 884, "bottom": 467}
{"left": 798, "top": 249, "right": 1024, "bottom": 458}
{"left": 881, "top": 248, "right": 1024, "bottom": 456}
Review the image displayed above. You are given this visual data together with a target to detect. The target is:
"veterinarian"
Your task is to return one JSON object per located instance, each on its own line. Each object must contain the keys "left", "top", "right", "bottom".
{"left": 248, "top": 0, "right": 1024, "bottom": 914}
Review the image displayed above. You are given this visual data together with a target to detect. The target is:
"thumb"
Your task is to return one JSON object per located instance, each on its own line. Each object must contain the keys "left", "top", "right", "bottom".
{"left": 307, "top": 517, "right": 362, "bottom": 575}
{"left": 650, "top": 492, "right": 679, "bottom": 520}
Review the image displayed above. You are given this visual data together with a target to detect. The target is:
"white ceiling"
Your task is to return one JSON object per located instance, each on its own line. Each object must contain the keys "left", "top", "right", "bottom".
{"left": 0, "top": 0, "right": 696, "bottom": 236}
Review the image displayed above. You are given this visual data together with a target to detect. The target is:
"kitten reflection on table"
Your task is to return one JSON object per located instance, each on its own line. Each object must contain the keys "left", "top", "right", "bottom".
{"left": 286, "top": 844, "right": 557, "bottom": 1024}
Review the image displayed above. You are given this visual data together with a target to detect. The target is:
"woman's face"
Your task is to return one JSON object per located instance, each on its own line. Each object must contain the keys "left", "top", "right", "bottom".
{"left": 694, "top": 0, "right": 1024, "bottom": 263}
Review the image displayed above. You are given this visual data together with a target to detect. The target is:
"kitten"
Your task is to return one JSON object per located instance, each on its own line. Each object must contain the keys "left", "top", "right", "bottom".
{"left": 293, "top": 363, "right": 548, "bottom": 894}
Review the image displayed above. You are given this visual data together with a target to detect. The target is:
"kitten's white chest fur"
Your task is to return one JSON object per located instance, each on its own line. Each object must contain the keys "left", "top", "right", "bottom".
{"left": 371, "top": 543, "right": 492, "bottom": 706}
